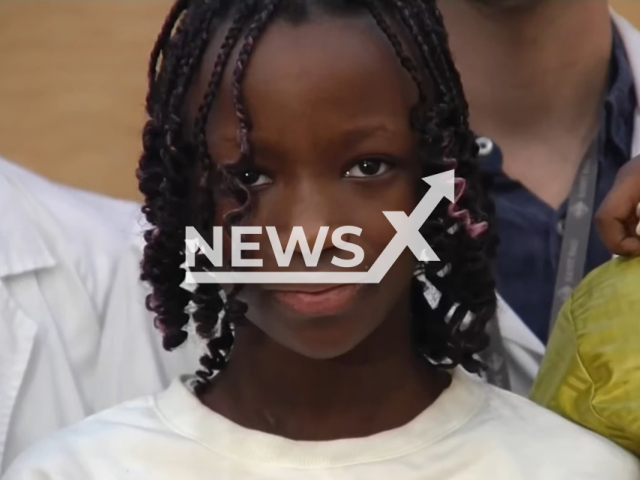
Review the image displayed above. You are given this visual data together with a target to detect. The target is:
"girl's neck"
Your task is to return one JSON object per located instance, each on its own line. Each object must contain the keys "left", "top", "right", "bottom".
{"left": 199, "top": 308, "right": 448, "bottom": 441}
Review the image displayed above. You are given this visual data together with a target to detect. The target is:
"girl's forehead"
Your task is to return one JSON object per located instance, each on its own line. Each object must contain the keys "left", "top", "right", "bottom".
{"left": 184, "top": 13, "right": 421, "bottom": 127}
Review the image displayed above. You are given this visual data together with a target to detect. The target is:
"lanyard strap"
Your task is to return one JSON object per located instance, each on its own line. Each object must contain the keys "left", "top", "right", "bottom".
{"left": 481, "top": 136, "right": 600, "bottom": 390}
{"left": 548, "top": 137, "right": 600, "bottom": 331}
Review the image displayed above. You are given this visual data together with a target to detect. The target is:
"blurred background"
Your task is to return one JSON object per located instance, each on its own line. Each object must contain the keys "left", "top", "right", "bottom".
{"left": 0, "top": 0, "right": 639, "bottom": 202}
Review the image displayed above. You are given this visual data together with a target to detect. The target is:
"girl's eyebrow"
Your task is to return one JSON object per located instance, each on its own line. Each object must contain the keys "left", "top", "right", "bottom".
{"left": 211, "top": 122, "right": 400, "bottom": 151}
{"left": 337, "top": 123, "right": 397, "bottom": 144}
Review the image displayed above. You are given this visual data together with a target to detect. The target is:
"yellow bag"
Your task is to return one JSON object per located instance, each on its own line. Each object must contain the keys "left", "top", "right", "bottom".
{"left": 530, "top": 257, "right": 640, "bottom": 456}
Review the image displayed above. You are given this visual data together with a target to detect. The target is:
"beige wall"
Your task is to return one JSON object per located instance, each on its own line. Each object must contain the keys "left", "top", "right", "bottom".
{"left": 0, "top": 0, "right": 639, "bottom": 201}
{"left": 0, "top": 1, "right": 172, "bottom": 201}
{"left": 613, "top": 0, "right": 640, "bottom": 27}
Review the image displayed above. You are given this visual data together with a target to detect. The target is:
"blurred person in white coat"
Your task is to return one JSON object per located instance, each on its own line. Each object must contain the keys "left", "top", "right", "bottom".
{"left": 438, "top": 0, "right": 640, "bottom": 395}
{"left": 0, "top": 156, "right": 200, "bottom": 473}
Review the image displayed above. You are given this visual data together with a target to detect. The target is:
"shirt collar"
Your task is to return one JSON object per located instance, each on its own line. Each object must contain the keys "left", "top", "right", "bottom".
{"left": 154, "top": 368, "right": 485, "bottom": 468}
{"left": 0, "top": 158, "right": 56, "bottom": 278}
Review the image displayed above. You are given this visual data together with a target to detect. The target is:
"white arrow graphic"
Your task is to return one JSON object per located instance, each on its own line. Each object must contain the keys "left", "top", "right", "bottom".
{"left": 187, "top": 171, "right": 454, "bottom": 284}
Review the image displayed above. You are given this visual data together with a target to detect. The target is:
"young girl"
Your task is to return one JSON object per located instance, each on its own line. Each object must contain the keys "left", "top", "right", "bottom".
{"left": 4, "top": 0, "right": 639, "bottom": 478}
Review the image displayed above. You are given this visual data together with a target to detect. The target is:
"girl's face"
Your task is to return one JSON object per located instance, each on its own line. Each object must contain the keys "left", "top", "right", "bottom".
{"left": 186, "top": 13, "right": 423, "bottom": 360}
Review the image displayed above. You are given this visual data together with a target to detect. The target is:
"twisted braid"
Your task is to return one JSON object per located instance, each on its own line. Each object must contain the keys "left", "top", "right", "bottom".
{"left": 139, "top": 1, "right": 230, "bottom": 351}
{"left": 146, "top": 0, "right": 190, "bottom": 109}
{"left": 397, "top": 1, "right": 469, "bottom": 132}
{"left": 361, "top": 0, "right": 495, "bottom": 372}
{"left": 232, "top": 0, "right": 281, "bottom": 158}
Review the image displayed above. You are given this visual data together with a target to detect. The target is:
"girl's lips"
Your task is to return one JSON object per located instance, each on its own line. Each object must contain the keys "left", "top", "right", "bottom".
{"left": 270, "top": 284, "right": 363, "bottom": 316}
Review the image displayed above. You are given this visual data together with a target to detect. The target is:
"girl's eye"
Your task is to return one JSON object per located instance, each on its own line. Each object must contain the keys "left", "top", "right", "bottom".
{"left": 238, "top": 170, "right": 272, "bottom": 188}
{"left": 345, "top": 158, "right": 392, "bottom": 178}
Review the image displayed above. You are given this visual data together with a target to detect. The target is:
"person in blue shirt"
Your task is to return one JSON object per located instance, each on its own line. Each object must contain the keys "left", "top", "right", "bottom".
{"left": 438, "top": 0, "right": 639, "bottom": 347}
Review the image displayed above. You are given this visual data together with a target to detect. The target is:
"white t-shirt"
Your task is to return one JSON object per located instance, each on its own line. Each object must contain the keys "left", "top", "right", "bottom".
{"left": 3, "top": 369, "right": 639, "bottom": 480}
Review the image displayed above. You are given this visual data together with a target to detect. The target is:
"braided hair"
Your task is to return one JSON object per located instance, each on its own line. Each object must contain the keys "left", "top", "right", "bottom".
{"left": 137, "top": 0, "right": 498, "bottom": 395}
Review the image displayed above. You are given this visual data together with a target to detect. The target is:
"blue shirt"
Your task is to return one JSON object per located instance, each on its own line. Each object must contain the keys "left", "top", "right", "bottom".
{"left": 480, "top": 24, "right": 637, "bottom": 343}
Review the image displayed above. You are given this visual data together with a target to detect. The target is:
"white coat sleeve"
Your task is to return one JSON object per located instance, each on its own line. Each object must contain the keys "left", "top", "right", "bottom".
{"left": 90, "top": 240, "right": 201, "bottom": 412}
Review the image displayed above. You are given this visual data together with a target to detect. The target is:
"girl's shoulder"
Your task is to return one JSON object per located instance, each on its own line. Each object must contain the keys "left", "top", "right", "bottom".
{"left": 2, "top": 394, "right": 176, "bottom": 479}
{"left": 469, "top": 380, "right": 640, "bottom": 477}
